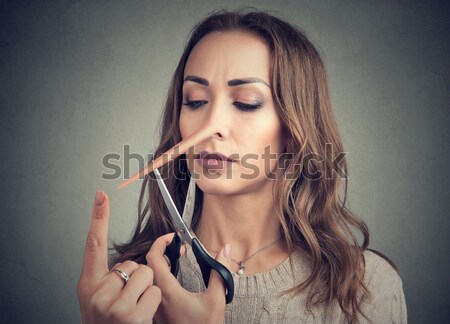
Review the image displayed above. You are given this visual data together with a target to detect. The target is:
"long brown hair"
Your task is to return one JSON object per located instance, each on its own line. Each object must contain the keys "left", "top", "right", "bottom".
{"left": 112, "top": 9, "right": 373, "bottom": 323}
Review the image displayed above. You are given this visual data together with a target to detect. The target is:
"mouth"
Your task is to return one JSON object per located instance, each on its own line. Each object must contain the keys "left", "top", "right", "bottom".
{"left": 194, "top": 150, "right": 237, "bottom": 170}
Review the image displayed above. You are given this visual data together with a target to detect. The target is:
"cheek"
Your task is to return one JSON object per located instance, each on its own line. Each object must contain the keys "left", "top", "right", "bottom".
{"left": 250, "top": 115, "right": 284, "bottom": 153}
{"left": 179, "top": 109, "right": 190, "bottom": 140}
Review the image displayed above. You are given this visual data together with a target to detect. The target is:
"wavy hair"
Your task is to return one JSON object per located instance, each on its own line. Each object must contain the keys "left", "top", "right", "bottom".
{"left": 112, "top": 9, "right": 375, "bottom": 323}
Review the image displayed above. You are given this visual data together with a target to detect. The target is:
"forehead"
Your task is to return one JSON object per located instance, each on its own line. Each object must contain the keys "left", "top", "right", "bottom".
{"left": 184, "top": 31, "right": 271, "bottom": 84}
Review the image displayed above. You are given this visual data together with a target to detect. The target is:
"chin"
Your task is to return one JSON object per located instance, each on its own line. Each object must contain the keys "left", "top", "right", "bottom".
{"left": 194, "top": 172, "right": 238, "bottom": 196}
{"left": 194, "top": 173, "right": 270, "bottom": 198}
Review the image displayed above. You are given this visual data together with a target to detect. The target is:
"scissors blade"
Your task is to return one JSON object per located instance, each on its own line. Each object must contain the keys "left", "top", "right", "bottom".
{"left": 182, "top": 174, "right": 196, "bottom": 229}
{"left": 154, "top": 168, "right": 193, "bottom": 244}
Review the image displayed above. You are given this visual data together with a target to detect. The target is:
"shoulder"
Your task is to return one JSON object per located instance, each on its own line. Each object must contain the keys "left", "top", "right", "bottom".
{"left": 363, "top": 249, "right": 401, "bottom": 287}
{"left": 360, "top": 249, "right": 408, "bottom": 323}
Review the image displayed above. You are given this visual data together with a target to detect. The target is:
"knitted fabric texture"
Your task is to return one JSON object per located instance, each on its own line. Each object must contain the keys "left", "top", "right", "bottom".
{"left": 178, "top": 245, "right": 407, "bottom": 324}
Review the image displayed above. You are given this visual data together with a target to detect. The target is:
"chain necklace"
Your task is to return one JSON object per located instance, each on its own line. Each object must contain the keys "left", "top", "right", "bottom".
{"left": 205, "top": 238, "right": 282, "bottom": 276}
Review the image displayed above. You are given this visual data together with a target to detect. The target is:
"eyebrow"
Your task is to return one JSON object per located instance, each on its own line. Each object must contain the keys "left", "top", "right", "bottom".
{"left": 184, "top": 75, "right": 270, "bottom": 88}
{"left": 184, "top": 75, "right": 209, "bottom": 86}
{"left": 228, "top": 77, "right": 270, "bottom": 88}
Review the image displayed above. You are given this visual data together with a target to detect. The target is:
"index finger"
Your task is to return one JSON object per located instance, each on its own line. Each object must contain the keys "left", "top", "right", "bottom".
{"left": 80, "top": 190, "right": 110, "bottom": 282}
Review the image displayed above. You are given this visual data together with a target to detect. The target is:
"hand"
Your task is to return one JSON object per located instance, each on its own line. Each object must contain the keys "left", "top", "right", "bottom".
{"left": 146, "top": 233, "right": 231, "bottom": 324}
{"left": 77, "top": 190, "right": 161, "bottom": 324}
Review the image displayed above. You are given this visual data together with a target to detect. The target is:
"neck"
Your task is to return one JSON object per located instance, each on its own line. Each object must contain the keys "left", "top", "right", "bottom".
{"left": 194, "top": 183, "right": 288, "bottom": 274}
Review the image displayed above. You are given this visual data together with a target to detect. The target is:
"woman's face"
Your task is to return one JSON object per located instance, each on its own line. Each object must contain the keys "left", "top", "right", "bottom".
{"left": 180, "top": 31, "right": 285, "bottom": 195}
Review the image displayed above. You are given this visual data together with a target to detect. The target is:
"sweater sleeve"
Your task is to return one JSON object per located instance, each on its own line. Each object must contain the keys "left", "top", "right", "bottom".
{"left": 360, "top": 251, "right": 408, "bottom": 324}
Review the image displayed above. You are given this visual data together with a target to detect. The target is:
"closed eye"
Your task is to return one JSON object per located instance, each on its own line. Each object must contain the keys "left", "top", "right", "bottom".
{"left": 182, "top": 100, "right": 263, "bottom": 112}
{"left": 182, "top": 100, "right": 208, "bottom": 110}
{"left": 233, "top": 101, "right": 263, "bottom": 112}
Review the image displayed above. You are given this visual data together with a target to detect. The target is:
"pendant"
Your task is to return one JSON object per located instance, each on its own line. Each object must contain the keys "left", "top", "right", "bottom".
{"left": 237, "top": 261, "right": 245, "bottom": 276}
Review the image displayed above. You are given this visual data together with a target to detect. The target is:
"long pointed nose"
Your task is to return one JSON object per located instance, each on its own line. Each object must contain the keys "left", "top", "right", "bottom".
{"left": 118, "top": 124, "right": 217, "bottom": 189}
{"left": 118, "top": 98, "right": 234, "bottom": 189}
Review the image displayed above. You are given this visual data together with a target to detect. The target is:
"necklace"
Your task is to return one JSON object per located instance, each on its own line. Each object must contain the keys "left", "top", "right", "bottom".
{"left": 205, "top": 238, "right": 282, "bottom": 276}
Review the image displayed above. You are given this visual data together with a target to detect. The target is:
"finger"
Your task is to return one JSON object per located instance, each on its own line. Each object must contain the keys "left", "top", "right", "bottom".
{"left": 118, "top": 125, "right": 215, "bottom": 189}
{"left": 80, "top": 190, "right": 110, "bottom": 282}
{"left": 90, "top": 260, "right": 140, "bottom": 312}
{"left": 90, "top": 261, "right": 139, "bottom": 307}
{"left": 205, "top": 244, "right": 231, "bottom": 302}
{"left": 106, "top": 260, "right": 140, "bottom": 291}
{"left": 146, "top": 233, "right": 184, "bottom": 296}
{"left": 136, "top": 285, "right": 162, "bottom": 320}
{"left": 119, "top": 265, "right": 154, "bottom": 302}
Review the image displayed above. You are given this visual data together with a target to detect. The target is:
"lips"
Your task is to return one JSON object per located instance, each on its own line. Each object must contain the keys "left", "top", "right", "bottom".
{"left": 195, "top": 150, "right": 237, "bottom": 170}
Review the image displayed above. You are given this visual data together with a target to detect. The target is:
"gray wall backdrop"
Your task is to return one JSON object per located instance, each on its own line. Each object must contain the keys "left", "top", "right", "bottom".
{"left": 1, "top": 1, "right": 448, "bottom": 323}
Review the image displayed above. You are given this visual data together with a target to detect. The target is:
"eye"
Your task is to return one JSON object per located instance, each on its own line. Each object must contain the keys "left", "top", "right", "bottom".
{"left": 182, "top": 100, "right": 208, "bottom": 110}
{"left": 233, "top": 101, "right": 263, "bottom": 112}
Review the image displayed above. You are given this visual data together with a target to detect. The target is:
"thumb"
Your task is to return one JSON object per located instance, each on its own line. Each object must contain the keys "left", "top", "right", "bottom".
{"left": 206, "top": 244, "right": 232, "bottom": 299}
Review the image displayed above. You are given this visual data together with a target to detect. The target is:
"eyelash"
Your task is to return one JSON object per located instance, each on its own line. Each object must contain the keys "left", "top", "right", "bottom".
{"left": 182, "top": 100, "right": 263, "bottom": 112}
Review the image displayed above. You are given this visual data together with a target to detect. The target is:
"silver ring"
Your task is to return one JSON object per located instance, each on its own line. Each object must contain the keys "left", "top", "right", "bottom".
{"left": 112, "top": 268, "right": 130, "bottom": 284}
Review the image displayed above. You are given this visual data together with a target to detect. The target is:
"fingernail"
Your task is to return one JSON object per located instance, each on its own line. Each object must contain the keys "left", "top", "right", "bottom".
{"left": 95, "top": 190, "right": 104, "bottom": 205}
{"left": 224, "top": 244, "right": 231, "bottom": 259}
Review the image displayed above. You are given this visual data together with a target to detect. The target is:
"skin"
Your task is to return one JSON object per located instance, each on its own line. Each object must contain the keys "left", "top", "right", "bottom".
{"left": 77, "top": 191, "right": 161, "bottom": 324}
{"left": 180, "top": 31, "right": 289, "bottom": 274}
{"left": 78, "top": 30, "right": 289, "bottom": 324}
{"left": 78, "top": 190, "right": 231, "bottom": 324}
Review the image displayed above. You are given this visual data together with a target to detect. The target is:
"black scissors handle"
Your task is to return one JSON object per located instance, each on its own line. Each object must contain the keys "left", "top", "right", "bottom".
{"left": 164, "top": 234, "right": 235, "bottom": 304}
{"left": 191, "top": 238, "right": 234, "bottom": 304}
{"left": 165, "top": 233, "right": 182, "bottom": 277}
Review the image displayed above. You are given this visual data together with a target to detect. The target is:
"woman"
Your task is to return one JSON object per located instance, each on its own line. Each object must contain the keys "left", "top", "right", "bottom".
{"left": 78, "top": 9, "right": 407, "bottom": 324}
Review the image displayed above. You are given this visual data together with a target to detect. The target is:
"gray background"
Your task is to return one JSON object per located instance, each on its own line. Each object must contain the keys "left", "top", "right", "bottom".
{"left": 1, "top": 1, "right": 448, "bottom": 323}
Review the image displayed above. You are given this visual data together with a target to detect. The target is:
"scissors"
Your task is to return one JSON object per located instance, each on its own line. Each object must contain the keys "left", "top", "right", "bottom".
{"left": 153, "top": 168, "right": 234, "bottom": 304}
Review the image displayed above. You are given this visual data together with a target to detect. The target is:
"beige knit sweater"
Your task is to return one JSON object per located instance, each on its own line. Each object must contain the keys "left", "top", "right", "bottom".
{"left": 178, "top": 244, "right": 407, "bottom": 324}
